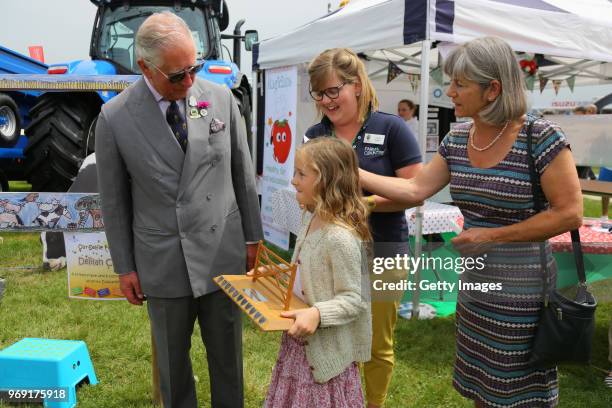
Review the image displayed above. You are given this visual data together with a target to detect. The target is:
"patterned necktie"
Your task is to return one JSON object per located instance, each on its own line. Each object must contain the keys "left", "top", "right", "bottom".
{"left": 166, "top": 101, "right": 188, "bottom": 153}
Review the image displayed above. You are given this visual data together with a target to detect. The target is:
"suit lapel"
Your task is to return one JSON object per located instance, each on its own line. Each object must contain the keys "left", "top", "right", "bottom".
{"left": 178, "top": 82, "right": 212, "bottom": 199}
{"left": 128, "top": 79, "right": 184, "bottom": 174}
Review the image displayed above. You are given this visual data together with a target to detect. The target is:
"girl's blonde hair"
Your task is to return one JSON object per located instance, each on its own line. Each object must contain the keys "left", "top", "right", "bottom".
{"left": 308, "top": 48, "right": 379, "bottom": 124}
{"left": 298, "top": 138, "right": 371, "bottom": 242}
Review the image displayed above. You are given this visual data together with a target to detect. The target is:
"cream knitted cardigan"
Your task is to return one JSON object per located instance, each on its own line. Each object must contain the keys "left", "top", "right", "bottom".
{"left": 293, "top": 212, "right": 372, "bottom": 383}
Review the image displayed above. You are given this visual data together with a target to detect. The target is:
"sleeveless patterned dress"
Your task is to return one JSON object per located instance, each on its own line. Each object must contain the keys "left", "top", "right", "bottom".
{"left": 438, "top": 115, "right": 569, "bottom": 408}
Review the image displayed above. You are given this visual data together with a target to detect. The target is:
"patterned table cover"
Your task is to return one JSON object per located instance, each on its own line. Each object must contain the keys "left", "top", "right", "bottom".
{"left": 270, "top": 188, "right": 303, "bottom": 236}
{"left": 405, "top": 202, "right": 462, "bottom": 235}
{"left": 455, "top": 216, "right": 612, "bottom": 255}
{"left": 549, "top": 219, "right": 612, "bottom": 254}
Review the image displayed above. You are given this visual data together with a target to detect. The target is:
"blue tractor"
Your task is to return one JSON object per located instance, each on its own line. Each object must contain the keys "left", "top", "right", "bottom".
{"left": 23, "top": 0, "right": 257, "bottom": 192}
{"left": 0, "top": 45, "right": 48, "bottom": 191}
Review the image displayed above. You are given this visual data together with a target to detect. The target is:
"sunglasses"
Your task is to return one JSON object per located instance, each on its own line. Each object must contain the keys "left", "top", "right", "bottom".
{"left": 149, "top": 60, "right": 205, "bottom": 84}
{"left": 309, "top": 82, "right": 347, "bottom": 101}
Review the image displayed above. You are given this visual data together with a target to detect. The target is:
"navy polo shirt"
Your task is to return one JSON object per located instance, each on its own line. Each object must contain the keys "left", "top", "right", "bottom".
{"left": 305, "top": 111, "right": 422, "bottom": 243}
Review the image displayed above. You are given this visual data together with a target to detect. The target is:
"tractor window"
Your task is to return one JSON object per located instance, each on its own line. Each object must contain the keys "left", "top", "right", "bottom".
{"left": 97, "top": 6, "right": 210, "bottom": 73}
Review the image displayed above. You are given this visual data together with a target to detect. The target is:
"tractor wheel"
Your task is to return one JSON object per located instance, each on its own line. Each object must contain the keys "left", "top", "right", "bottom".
{"left": 0, "top": 94, "right": 21, "bottom": 148}
{"left": 24, "top": 93, "right": 101, "bottom": 192}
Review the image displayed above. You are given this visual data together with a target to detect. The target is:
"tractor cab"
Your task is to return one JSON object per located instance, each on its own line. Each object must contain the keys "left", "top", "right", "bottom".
{"left": 89, "top": 0, "right": 229, "bottom": 74}
{"left": 19, "top": 0, "right": 257, "bottom": 193}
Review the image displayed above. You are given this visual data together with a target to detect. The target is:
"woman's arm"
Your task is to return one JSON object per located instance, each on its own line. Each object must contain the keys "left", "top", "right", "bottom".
{"left": 452, "top": 148, "right": 582, "bottom": 248}
{"left": 360, "top": 153, "right": 451, "bottom": 207}
{"left": 368, "top": 162, "right": 423, "bottom": 212}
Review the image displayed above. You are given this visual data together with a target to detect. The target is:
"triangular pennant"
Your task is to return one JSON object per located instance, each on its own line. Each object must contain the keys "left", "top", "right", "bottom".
{"left": 552, "top": 80, "right": 562, "bottom": 96}
{"left": 525, "top": 75, "right": 535, "bottom": 92}
{"left": 566, "top": 76, "right": 576, "bottom": 93}
{"left": 387, "top": 62, "right": 404, "bottom": 84}
{"left": 430, "top": 66, "right": 443, "bottom": 86}
{"left": 539, "top": 75, "right": 549, "bottom": 93}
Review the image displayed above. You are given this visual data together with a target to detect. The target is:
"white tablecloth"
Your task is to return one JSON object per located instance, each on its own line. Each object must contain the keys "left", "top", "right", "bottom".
{"left": 406, "top": 202, "right": 462, "bottom": 235}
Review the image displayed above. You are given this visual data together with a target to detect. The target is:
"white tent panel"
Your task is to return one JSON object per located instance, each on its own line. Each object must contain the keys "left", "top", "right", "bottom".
{"left": 430, "top": 0, "right": 612, "bottom": 62}
{"left": 547, "top": 0, "right": 612, "bottom": 24}
{"left": 256, "top": 0, "right": 612, "bottom": 70}
{"left": 255, "top": 0, "right": 407, "bottom": 70}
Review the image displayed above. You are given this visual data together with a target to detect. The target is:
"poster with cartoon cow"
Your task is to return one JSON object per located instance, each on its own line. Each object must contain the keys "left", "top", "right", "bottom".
{"left": 0, "top": 192, "right": 103, "bottom": 231}
{"left": 261, "top": 66, "right": 298, "bottom": 250}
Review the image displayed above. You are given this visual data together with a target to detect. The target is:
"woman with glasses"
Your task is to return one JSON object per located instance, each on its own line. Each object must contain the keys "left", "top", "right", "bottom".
{"left": 305, "top": 48, "right": 422, "bottom": 408}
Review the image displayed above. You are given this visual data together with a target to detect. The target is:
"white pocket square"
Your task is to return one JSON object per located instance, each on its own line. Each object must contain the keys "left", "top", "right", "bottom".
{"left": 210, "top": 118, "right": 226, "bottom": 134}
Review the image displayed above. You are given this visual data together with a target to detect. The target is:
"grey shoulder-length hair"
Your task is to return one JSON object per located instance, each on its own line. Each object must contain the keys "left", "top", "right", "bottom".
{"left": 135, "top": 11, "right": 192, "bottom": 67}
{"left": 443, "top": 37, "right": 527, "bottom": 126}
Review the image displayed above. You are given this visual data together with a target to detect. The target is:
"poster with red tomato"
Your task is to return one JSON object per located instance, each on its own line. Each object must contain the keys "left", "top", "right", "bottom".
{"left": 270, "top": 119, "right": 292, "bottom": 164}
{"left": 261, "top": 66, "right": 298, "bottom": 250}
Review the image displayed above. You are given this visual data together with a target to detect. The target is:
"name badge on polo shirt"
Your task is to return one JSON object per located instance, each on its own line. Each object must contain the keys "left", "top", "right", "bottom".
{"left": 364, "top": 133, "right": 385, "bottom": 145}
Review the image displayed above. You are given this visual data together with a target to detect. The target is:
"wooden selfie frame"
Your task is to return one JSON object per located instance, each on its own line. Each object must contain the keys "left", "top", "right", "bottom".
{"left": 214, "top": 241, "right": 309, "bottom": 331}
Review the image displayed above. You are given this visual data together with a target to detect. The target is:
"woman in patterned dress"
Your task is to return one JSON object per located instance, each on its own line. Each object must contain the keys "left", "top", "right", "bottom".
{"left": 359, "top": 37, "right": 582, "bottom": 407}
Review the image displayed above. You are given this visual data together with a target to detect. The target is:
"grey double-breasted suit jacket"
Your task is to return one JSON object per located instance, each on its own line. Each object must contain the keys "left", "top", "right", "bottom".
{"left": 95, "top": 77, "right": 263, "bottom": 298}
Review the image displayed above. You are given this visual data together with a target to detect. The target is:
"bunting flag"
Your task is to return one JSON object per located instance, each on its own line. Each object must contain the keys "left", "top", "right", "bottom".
{"left": 566, "top": 75, "right": 576, "bottom": 92}
{"left": 552, "top": 80, "right": 562, "bottom": 95}
{"left": 430, "top": 66, "right": 443, "bottom": 86}
{"left": 387, "top": 61, "right": 404, "bottom": 84}
{"left": 407, "top": 73, "right": 420, "bottom": 93}
{"left": 525, "top": 75, "right": 535, "bottom": 91}
{"left": 539, "top": 74, "right": 549, "bottom": 93}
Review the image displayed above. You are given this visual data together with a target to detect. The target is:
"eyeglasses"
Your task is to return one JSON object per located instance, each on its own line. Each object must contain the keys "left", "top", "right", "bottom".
{"left": 148, "top": 60, "right": 205, "bottom": 84}
{"left": 309, "top": 82, "right": 347, "bottom": 101}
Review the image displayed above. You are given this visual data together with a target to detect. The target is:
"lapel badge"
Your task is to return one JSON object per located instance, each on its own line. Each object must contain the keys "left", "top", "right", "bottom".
{"left": 188, "top": 96, "right": 197, "bottom": 107}
{"left": 196, "top": 101, "right": 210, "bottom": 119}
{"left": 189, "top": 107, "right": 201, "bottom": 119}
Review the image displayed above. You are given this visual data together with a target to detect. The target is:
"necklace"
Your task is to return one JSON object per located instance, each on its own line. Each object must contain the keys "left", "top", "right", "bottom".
{"left": 470, "top": 121, "right": 509, "bottom": 152}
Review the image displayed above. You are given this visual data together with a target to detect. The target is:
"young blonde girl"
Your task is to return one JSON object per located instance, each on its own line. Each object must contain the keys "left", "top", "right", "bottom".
{"left": 263, "top": 137, "right": 372, "bottom": 407}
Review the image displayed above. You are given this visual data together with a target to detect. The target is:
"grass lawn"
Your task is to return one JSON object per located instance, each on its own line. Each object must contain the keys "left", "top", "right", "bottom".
{"left": 0, "top": 186, "right": 611, "bottom": 407}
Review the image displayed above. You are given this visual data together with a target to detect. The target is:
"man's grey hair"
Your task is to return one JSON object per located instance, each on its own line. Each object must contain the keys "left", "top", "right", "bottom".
{"left": 443, "top": 37, "right": 527, "bottom": 126}
{"left": 136, "top": 11, "right": 193, "bottom": 67}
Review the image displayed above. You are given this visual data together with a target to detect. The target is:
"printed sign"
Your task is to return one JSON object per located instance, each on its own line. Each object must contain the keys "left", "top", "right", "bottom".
{"left": 261, "top": 66, "right": 298, "bottom": 249}
{"left": 65, "top": 232, "right": 124, "bottom": 301}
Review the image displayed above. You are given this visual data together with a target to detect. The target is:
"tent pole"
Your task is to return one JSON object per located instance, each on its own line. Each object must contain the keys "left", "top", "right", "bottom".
{"left": 251, "top": 70, "right": 259, "bottom": 170}
{"left": 412, "top": 37, "right": 432, "bottom": 320}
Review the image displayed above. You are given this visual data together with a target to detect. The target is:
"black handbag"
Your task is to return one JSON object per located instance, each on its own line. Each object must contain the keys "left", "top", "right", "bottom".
{"left": 524, "top": 119, "right": 597, "bottom": 368}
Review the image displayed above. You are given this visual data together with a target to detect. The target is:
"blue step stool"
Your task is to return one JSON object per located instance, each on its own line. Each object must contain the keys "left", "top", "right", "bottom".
{"left": 0, "top": 338, "right": 98, "bottom": 408}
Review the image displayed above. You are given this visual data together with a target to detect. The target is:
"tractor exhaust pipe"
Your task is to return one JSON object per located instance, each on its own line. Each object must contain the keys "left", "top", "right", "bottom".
{"left": 233, "top": 19, "right": 245, "bottom": 68}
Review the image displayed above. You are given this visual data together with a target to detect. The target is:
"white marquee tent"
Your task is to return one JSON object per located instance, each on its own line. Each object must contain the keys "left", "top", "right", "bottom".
{"left": 254, "top": 0, "right": 612, "bottom": 68}
{"left": 252, "top": 0, "right": 612, "bottom": 317}
{"left": 253, "top": 0, "right": 612, "bottom": 153}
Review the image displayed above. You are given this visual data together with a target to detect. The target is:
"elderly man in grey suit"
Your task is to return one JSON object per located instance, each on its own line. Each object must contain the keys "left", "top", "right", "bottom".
{"left": 95, "top": 12, "right": 262, "bottom": 408}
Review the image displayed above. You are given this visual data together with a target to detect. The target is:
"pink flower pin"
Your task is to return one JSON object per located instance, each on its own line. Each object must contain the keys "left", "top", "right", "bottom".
{"left": 197, "top": 101, "right": 210, "bottom": 109}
